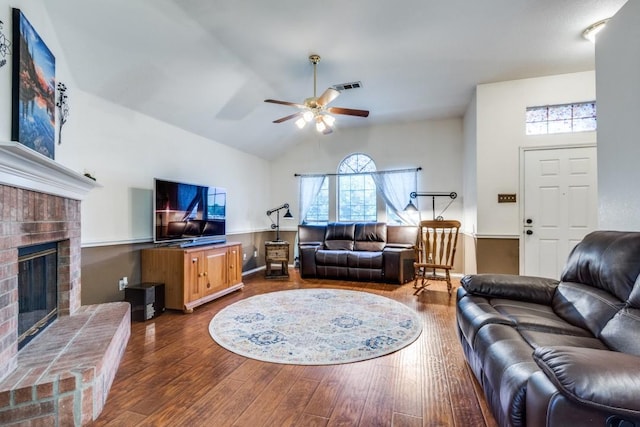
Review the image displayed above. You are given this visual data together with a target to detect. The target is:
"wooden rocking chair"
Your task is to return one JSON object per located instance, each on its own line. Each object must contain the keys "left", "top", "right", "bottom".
{"left": 413, "top": 220, "right": 461, "bottom": 296}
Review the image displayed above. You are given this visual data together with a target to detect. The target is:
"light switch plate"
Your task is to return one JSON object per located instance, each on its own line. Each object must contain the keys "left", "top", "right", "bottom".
{"left": 498, "top": 193, "right": 517, "bottom": 203}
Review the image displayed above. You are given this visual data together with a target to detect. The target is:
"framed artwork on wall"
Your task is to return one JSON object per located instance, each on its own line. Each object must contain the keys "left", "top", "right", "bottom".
{"left": 11, "top": 8, "right": 56, "bottom": 160}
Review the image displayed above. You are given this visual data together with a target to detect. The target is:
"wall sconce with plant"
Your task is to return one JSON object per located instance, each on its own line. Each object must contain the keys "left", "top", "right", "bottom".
{"left": 0, "top": 20, "right": 11, "bottom": 69}
{"left": 56, "top": 82, "right": 69, "bottom": 144}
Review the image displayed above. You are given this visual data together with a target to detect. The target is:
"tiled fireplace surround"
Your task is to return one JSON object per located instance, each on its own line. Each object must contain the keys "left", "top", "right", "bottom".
{"left": 0, "top": 143, "right": 130, "bottom": 425}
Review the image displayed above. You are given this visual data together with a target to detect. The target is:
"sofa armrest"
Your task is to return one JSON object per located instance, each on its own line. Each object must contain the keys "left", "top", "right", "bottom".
{"left": 299, "top": 245, "right": 320, "bottom": 277}
{"left": 461, "top": 274, "right": 558, "bottom": 305}
{"left": 384, "top": 243, "right": 414, "bottom": 249}
{"left": 382, "top": 246, "right": 415, "bottom": 284}
{"left": 534, "top": 346, "right": 640, "bottom": 418}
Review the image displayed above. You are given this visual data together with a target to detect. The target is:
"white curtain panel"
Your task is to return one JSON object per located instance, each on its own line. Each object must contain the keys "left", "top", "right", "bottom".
{"left": 298, "top": 175, "right": 327, "bottom": 223}
{"left": 371, "top": 170, "right": 418, "bottom": 225}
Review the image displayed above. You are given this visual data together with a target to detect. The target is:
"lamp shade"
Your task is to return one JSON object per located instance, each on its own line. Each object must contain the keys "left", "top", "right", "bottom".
{"left": 404, "top": 200, "right": 418, "bottom": 212}
{"left": 283, "top": 208, "right": 293, "bottom": 218}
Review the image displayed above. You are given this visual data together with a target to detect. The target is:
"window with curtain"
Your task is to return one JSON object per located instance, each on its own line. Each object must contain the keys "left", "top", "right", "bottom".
{"left": 297, "top": 154, "right": 418, "bottom": 225}
{"left": 371, "top": 169, "right": 419, "bottom": 225}
{"left": 338, "top": 153, "right": 377, "bottom": 222}
{"left": 302, "top": 177, "right": 329, "bottom": 223}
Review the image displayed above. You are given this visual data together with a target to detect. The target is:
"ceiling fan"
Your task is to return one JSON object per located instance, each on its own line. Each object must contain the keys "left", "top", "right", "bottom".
{"left": 264, "top": 54, "right": 369, "bottom": 135}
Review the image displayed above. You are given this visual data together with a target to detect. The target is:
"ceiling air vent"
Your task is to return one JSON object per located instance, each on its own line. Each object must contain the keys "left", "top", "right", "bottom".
{"left": 332, "top": 81, "right": 362, "bottom": 92}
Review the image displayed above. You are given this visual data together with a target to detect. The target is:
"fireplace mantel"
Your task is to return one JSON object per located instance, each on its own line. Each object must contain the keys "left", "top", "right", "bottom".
{"left": 0, "top": 141, "right": 100, "bottom": 200}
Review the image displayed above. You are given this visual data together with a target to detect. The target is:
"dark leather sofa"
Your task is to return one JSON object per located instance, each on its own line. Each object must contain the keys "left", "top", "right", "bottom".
{"left": 298, "top": 222, "right": 418, "bottom": 284}
{"left": 456, "top": 231, "right": 640, "bottom": 427}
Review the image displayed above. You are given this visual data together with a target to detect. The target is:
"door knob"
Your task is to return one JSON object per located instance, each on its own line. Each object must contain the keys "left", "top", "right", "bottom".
{"left": 526, "top": 230, "right": 533, "bottom": 235}
{"left": 526, "top": 218, "right": 533, "bottom": 224}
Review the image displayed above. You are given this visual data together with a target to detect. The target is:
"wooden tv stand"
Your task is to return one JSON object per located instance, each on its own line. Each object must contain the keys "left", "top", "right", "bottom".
{"left": 141, "top": 241, "right": 243, "bottom": 313}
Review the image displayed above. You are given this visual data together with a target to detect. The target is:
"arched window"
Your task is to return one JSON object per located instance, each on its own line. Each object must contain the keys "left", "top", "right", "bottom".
{"left": 337, "top": 153, "right": 377, "bottom": 222}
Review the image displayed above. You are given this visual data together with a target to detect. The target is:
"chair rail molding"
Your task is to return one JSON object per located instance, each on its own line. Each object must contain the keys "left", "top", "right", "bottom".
{"left": 474, "top": 233, "right": 520, "bottom": 239}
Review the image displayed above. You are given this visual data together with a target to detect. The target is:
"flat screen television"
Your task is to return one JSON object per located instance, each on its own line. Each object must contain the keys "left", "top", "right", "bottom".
{"left": 153, "top": 178, "right": 226, "bottom": 246}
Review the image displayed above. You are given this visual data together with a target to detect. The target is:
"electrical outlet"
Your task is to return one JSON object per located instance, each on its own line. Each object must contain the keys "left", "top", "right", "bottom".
{"left": 253, "top": 250, "right": 258, "bottom": 258}
{"left": 243, "top": 253, "right": 247, "bottom": 260}
{"left": 118, "top": 277, "right": 128, "bottom": 291}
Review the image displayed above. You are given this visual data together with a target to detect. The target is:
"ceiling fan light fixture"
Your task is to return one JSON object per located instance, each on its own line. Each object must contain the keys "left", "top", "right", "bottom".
{"left": 303, "top": 111, "right": 314, "bottom": 122}
{"left": 315, "top": 118, "right": 326, "bottom": 133}
{"left": 323, "top": 114, "right": 335, "bottom": 127}
{"left": 264, "top": 54, "right": 369, "bottom": 133}
{"left": 295, "top": 117, "right": 306, "bottom": 129}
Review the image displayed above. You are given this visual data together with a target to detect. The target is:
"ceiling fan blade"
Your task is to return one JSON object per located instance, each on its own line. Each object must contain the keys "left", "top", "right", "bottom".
{"left": 326, "top": 106, "right": 370, "bottom": 117}
{"left": 264, "top": 99, "right": 306, "bottom": 109}
{"left": 273, "top": 112, "right": 303, "bottom": 123}
{"left": 316, "top": 88, "right": 340, "bottom": 107}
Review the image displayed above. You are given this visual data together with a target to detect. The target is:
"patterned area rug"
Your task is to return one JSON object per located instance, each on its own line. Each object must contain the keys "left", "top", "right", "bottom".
{"left": 208, "top": 288, "right": 422, "bottom": 365}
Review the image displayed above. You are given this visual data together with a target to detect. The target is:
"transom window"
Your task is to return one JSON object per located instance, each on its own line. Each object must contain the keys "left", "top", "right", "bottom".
{"left": 526, "top": 101, "right": 597, "bottom": 135}
{"left": 338, "top": 153, "right": 377, "bottom": 222}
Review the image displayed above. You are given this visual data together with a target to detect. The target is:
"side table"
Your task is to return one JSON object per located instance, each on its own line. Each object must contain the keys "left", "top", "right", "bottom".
{"left": 124, "top": 282, "right": 165, "bottom": 321}
{"left": 265, "top": 241, "right": 289, "bottom": 279}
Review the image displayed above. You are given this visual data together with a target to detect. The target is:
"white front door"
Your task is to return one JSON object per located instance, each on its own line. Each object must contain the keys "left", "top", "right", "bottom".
{"left": 521, "top": 146, "right": 597, "bottom": 279}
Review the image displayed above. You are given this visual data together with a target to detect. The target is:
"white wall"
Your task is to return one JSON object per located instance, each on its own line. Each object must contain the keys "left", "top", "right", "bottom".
{"left": 0, "top": 0, "right": 271, "bottom": 245}
{"left": 462, "top": 90, "right": 478, "bottom": 273}
{"left": 270, "top": 118, "right": 464, "bottom": 229}
{"left": 475, "top": 71, "right": 597, "bottom": 236}
{"left": 596, "top": 0, "right": 640, "bottom": 231}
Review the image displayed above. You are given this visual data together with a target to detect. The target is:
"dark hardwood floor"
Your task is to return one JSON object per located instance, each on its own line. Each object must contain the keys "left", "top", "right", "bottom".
{"left": 91, "top": 270, "right": 498, "bottom": 427}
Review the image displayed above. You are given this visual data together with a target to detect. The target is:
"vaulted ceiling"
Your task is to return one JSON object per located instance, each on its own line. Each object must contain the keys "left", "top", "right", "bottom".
{"left": 44, "top": 0, "right": 626, "bottom": 160}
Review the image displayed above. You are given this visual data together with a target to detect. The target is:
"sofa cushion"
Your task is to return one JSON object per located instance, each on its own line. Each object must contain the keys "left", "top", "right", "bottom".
{"left": 534, "top": 346, "right": 640, "bottom": 418}
{"left": 298, "top": 224, "right": 327, "bottom": 246}
{"left": 347, "top": 251, "right": 383, "bottom": 269}
{"left": 316, "top": 250, "right": 349, "bottom": 267}
{"left": 600, "top": 276, "right": 640, "bottom": 355}
{"left": 348, "top": 268, "right": 384, "bottom": 281}
{"left": 519, "top": 330, "right": 609, "bottom": 351}
{"left": 456, "top": 290, "right": 514, "bottom": 349}
{"left": 492, "top": 299, "right": 592, "bottom": 337}
{"left": 354, "top": 223, "right": 387, "bottom": 251}
{"left": 552, "top": 281, "right": 625, "bottom": 337}
{"left": 324, "top": 223, "right": 356, "bottom": 250}
{"left": 561, "top": 231, "right": 640, "bottom": 302}
{"left": 600, "top": 307, "right": 640, "bottom": 356}
{"left": 387, "top": 225, "right": 419, "bottom": 248}
{"left": 316, "top": 265, "right": 349, "bottom": 278}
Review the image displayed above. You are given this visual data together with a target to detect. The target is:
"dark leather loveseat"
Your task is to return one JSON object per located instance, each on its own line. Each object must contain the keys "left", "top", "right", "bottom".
{"left": 298, "top": 222, "right": 418, "bottom": 284}
{"left": 456, "top": 231, "right": 640, "bottom": 427}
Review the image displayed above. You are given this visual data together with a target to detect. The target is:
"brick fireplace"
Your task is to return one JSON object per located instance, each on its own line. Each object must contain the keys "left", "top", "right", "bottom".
{"left": 0, "top": 142, "right": 130, "bottom": 425}
{"left": 0, "top": 186, "right": 81, "bottom": 379}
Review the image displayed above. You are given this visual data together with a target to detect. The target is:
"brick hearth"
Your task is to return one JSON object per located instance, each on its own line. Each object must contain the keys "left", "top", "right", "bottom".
{"left": 0, "top": 143, "right": 130, "bottom": 425}
{"left": 0, "top": 302, "right": 130, "bottom": 425}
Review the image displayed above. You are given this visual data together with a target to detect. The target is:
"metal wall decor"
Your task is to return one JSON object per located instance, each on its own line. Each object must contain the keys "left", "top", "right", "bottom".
{"left": 405, "top": 191, "right": 458, "bottom": 220}
{"left": 56, "top": 82, "right": 69, "bottom": 144}
{"left": 0, "top": 20, "right": 11, "bottom": 68}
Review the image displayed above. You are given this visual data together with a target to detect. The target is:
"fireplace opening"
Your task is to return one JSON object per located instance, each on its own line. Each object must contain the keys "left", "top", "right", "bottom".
{"left": 18, "top": 242, "right": 58, "bottom": 350}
